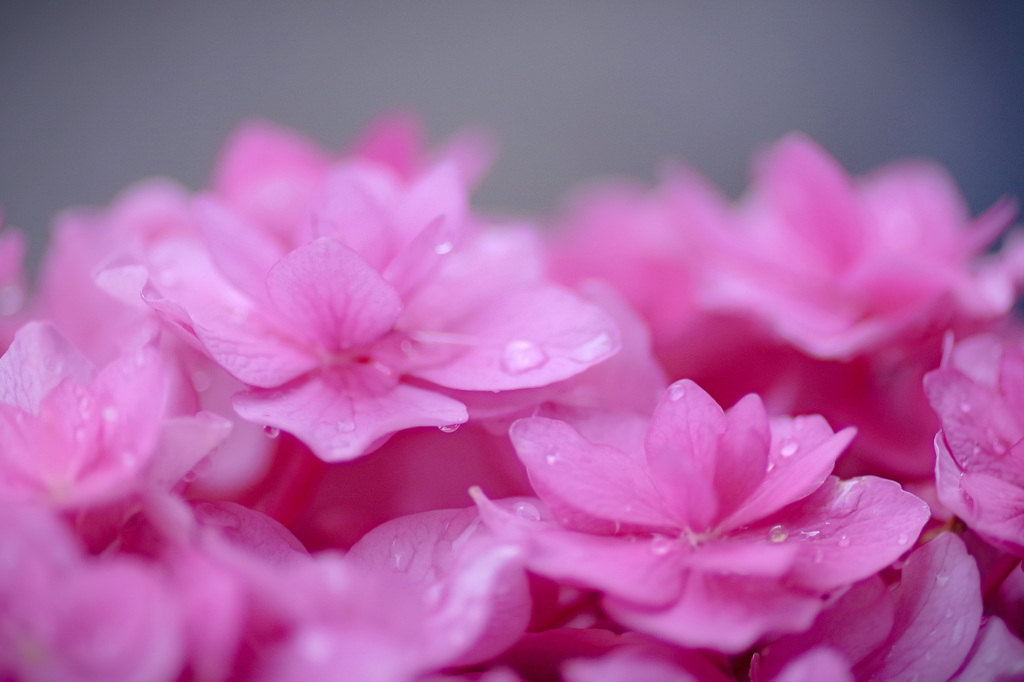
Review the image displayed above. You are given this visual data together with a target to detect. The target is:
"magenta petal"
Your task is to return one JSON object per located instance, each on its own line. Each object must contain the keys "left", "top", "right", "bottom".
{"left": 0, "top": 321, "right": 94, "bottom": 413}
{"left": 510, "top": 416, "right": 678, "bottom": 529}
{"left": 858, "top": 533, "right": 982, "bottom": 682}
{"left": 150, "top": 412, "right": 233, "bottom": 489}
{"left": 722, "top": 418, "right": 854, "bottom": 531}
{"left": 606, "top": 571, "right": 824, "bottom": 653}
{"left": 714, "top": 393, "right": 771, "bottom": 520}
{"left": 233, "top": 367, "right": 467, "bottom": 461}
{"left": 474, "top": 493, "right": 686, "bottom": 608}
{"left": 760, "top": 476, "right": 929, "bottom": 591}
{"left": 643, "top": 380, "right": 726, "bottom": 531}
{"left": 195, "top": 197, "right": 285, "bottom": 303}
{"left": 952, "top": 617, "right": 1024, "bottom": 682}
{"left": 265, "top": 237, "right": 403, "bottom": 352}
{"left": 768, "top": 648, "right": 853, "bottom": 682}
{"left": 410, "top": 285, "right": 620, "bottom": 391}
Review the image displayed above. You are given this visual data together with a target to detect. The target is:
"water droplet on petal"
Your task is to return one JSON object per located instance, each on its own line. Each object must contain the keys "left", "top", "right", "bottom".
{"left": 780, "top": 441, "right": 799, "bottom": 457}
{"left": 390, "top": 536, "right": 414, "bottom": 571}
{"left": 438, "top": 423, "right": 460, "bottom": 433}
{"left": 837, "top": 534, "right": 851, "bottom": 547}
{"left": 993, "top": 440, "right": 1007, "bottom": 454}
{"left": 512, "top": 501, "right": 541, "bottom": 521}
{"left": 959, "top": 402, "right": 972, "bottom": 413}
{"left": 545, "top": 453, "right": 559, "bottom": 465}
{"left": 813, "top": 548, "right": 824, "bottom": 564}
{"left": 668, "top": 383, "right": 687, "bottom": 401}
{"left": 102, "top": 407, "right": 119, "bottom": 422}
{"left": 0, "top": 285, "right": 23, "bottom": 316}
{"left": 766, "top": 460, "right": 775, "bottom": 472}
{"left": 950, "top": 617, "right": 967, "bottom": 645}
{"left": 263, "top": 425, "right": 281, "bottom": 439}
{"left": 433, "top": 241, "right": 454, "bottom": 255}
{"left": 935, "top": 573, "right": 950, "bottom": 586}
{"left": 338, "top": 421, "right": 355, "bottom": 433}
{"left": 896, "top": 533, "right": 909, "bottom": 546}
{"left": 570, "top": 332, "right": 613, "bottom": 363}
{"left": 372, "top": 361, "right": 393, "bottom": 376}
{"left": 501, "top": 340, "right": 548, "bottom": 374}
{"left": 769, "top": 525, "right": 789, "bottom": 543}
{"left": 651, "top": 535, "right": 674, "bottom": 555}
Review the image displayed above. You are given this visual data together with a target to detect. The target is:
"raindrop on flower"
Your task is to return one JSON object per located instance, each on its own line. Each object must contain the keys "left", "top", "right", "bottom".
{"left": 935, "top": 573, "right": 950, "bottom": 586}
{"left": 102, "top": 406, "right": 119, "bottom": 422}
{"left": 433, "top": 240, "right": 454, "bottom": 255}
{"left": 768, "top": 525, "right": 789, "bottom": 543}
{"left": 668, "top": 383, "right": 687, "bottom": 401}
{"left": 512, "top": 501, "right": 541, "bottom": 521}
{"left": 390, "top": 536, "right": 414, "bottom": 571}
{"left": 959, "top": 402, "right": 972, "bottom": 413}
{"left": 545, "top": 453, "right": 559, "bottom": 465}
{"left": 501, "top": 340, "right": 548, "bottom": 374}
{"left": 650, "top": 535, "right": 674, "bottom": 555}
{"left": 780, "top": 441, "right": 799, "bottom": 457}
{"left": 896, "top": 533, "right": 909, "bottom": 546}
{"left": 263, "top": 425, "right": 281, "bottom": 439}
{"left": 570, "top": 332, "right": 612, "bottom": 363}
{"left": 837, "top": 534, "right": 851, "bottom": 547}
{"left": 438, "top": 423, "right": 460, "bottom": 433}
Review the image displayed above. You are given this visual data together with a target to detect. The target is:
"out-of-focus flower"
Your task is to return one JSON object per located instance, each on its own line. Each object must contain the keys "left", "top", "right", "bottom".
{"left": 0, "top": 321, "right": 230, "bottom": 506}
{"left": 475, "top": 380, "right": 928, "bottom": 652}
{"left": 925, "top": 333, "right": 1024, "bottom": 556}
{"left": 753, "top": 533, "right": 983, "bottom": 682}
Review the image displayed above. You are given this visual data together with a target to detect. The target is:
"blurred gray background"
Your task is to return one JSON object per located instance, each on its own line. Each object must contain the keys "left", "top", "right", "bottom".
{"left": 1, "top": 1, "right": 1022, "bottom": 268}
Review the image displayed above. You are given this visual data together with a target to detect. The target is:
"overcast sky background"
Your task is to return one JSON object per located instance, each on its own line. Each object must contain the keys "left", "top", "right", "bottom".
{"left": 1, "top": 2, "right": 1022, "bottom": 268}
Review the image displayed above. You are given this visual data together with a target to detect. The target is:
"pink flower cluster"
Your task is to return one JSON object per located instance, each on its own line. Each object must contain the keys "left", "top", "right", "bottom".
{"left": 2, "top": 114, "right": 1023, "bottom": 680}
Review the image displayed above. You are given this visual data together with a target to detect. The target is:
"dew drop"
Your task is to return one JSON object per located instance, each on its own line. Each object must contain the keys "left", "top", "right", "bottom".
{"left": 102, "top": 406, "right": 119, "bottom": 422}
{"left": 438, "top": 423, "right": 461, "bottom": 433}
{"left": 390, "top": 537, "right": 414, "bottom": 571}
{"left": 959, "top": 402, "right": 972, "bottom": 414}
{"left": 780, "top": 441, "right": 799, "bottom": 458}
{"left": 433, "top": 240, "right": 454, "bottom": 255}
{"left": 191, "top": 370, "right": 212, "bottom": 392}
{"left": 896, "top": 533, "right": 909, "bottom": 546}
{"left": 570, "top": 332, "right": 612, "bottom": 363}
{"left": 950, "top": 617, "right": 967, "bottom": 645}
{"left": 935, "top": 573, "right": 950, "bottom": 586}
{"left": 651, "top": 535, "right": 674, "bottom": 555}
{"left": 501, "top": 340, "right": 548, "bottom": 374}
{"left": 0, "top": 285, "right": 23, "bottom": 316}
{"left": 545, "top": 453, "right": 559, "bottom": 465}
{"left": 400, "top": 339, "right": 417, "bottom": 358}
{"left": 766, "top": 460, "right": 776, "bottom": 472}
{"left": 512, "top": 501, "right": 541, "bottom": 521}
{"left": 837, "top": 534, "right": 851, "bottom": 547}
{"left": 769, "top": 525, "right": 789, "bottom": 543}
{"left": 800, "top": 529, "right": 820, "bottom": 538}
{"left": 372, "top": 361, "right": 393, "bottom": 376}
{"left": 993, "top": 440, "right": 1007, "bottom": 454}
{"left": 263, "top": 425, "right": 281, "bottom": 439}
{"left": 668, "top": 383, "right": 687, "bottom": 401}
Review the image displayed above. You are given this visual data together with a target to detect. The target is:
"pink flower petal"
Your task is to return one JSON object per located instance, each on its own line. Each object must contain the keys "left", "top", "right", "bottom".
{"left": 510, "top": 416, "right": 678, "bottom": 530}
{"left": 265, "top": 237, "right": 403, "bottom": 353}
{"left": 0, "top": 321, "right": 94, "bottom": 413}
{"left": 232, "top": 367, "right": 467, "bottom": 461}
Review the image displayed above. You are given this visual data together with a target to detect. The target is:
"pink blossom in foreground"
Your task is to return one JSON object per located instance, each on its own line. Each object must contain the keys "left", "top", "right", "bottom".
{"left": 475, "top": 379, "right": 929, "bottom": 652}
{"left": 126, "top": 121, "right": 619, "bottom": 461}
{"left": 752, "top": 532, "right": 984, "bottom": 682}
{"left": 0, "top": 321, "right": 230, "bottom": 506}
{"left": 925, "top": 333, "right": 1024, "bottom": 555}
{"left": 0, "top": 501, "right": 183, "bottom": 682}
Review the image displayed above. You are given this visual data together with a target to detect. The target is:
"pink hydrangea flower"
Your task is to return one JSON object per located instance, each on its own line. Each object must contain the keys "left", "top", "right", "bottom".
{"left": 0, "top": 321, "right": 230, "bottom": 506}
{"left": 925, "top": 333, "right": 1024, "bottom": 555}
{"left": 0, "top": 501, "right": 183, "bottom": 682}
{"left": 475, "top": 380, "right": 929, "bottom": 652}
{"left": 126, "top": 121, "right": 620, "bottom": 461}
{"left": 752, "top": 532, "right": 983, "bottom": 682}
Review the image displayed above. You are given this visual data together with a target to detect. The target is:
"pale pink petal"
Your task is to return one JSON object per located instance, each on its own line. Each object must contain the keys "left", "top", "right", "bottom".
{"left": 510, "top": 416, "right": 678, "bottom": 530}
{"left": 643, "top": 380, "right": 726, "bottom": 531}
{"left": 714, "top": 393, "right": 771, "bottom": 521}
{"left": 952, "top": 617, "right": 1024, "bottom": 682}
{"left": 265, "top": 237, "right": 403, "bottom": 352}
{"left": 193, "top": 501, "right": 309, "bottom": 567}
{"left": 232, "top": 367, "right": 467, "bottom": 461}
{"left": 768, "top": 648, "right": 852, "bottom": 682}
{"left": 410, "top": 285, "right": 619, "bottom": 391}
{"left": 311, "top": 163, "right": 401, "bottom": 270}
{"left": 605, "top": 570, "right": 824, "bottom": 653}
{"left": 562, "top": 649, "right": 703, "bottom": 682}
{"left": 754, "top": 476, "right": 929, "bottom": 592}
{"left": 0, "top": 321, "right": 94, "bottom": 413}
{"left": 721, "top": 418, "right": 854, "bottom": 531}
{"left": 857, "top": 533, "right": 982, "bottom": 682}
{"left": 473, "top": 492, "right": 686, "bottom": 608}
{"left": 149, "top": 412, "right": 234, "bottom": 490}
